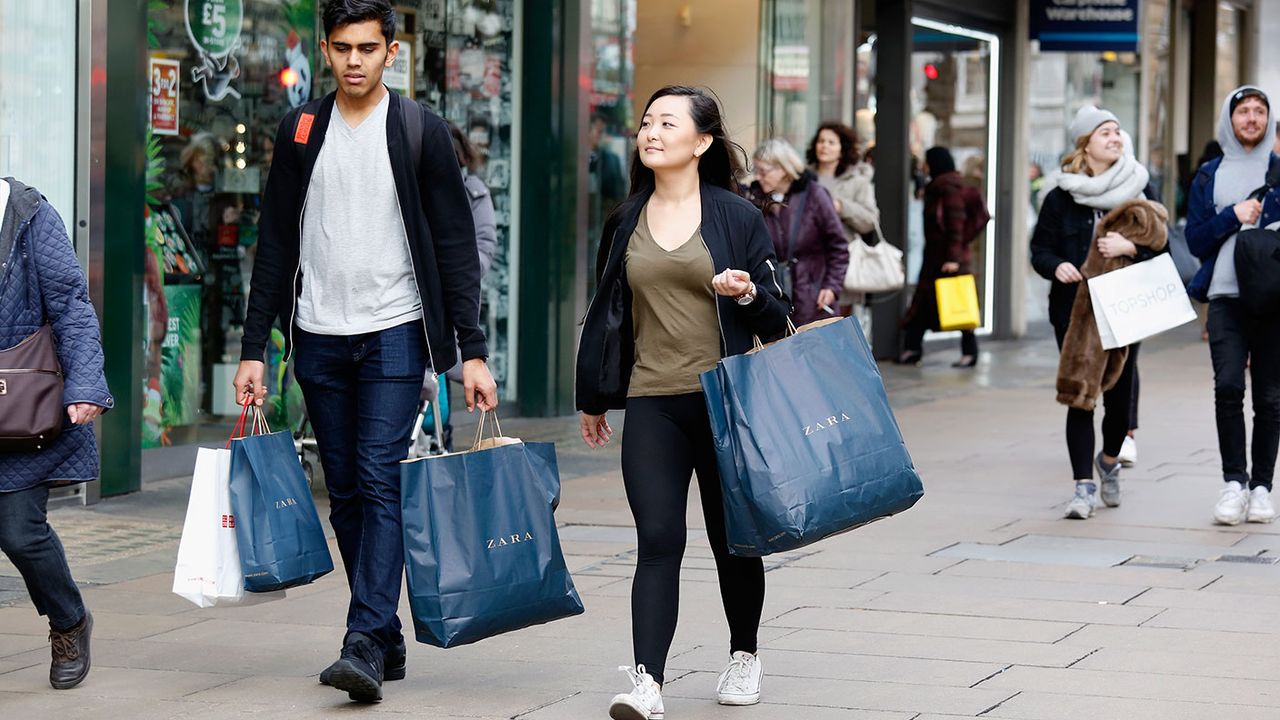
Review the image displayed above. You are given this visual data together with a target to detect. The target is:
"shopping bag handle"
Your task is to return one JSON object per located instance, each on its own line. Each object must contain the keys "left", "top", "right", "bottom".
{"left": 751, "top": 318, "right": 799, "bottom": 353}
{"left": 226, "top": 401, "right": 272, "bottom": 448}
{"left": 470, "top": 410, "right": 506, "bottom": 451}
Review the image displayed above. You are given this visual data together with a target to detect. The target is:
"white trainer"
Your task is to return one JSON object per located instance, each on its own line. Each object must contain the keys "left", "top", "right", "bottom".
{"left": 1064, "top": 484, "right": 1097, "bottom": 520}
{"left": 716, "top": 651, "right": 763, "bottom": 706}
{"left": 1117, "top": 435, "right": 1138, "bottom": 467}
{"left": 609, "top": 665, "right": 664, "bottom": 720}
{"left": 1247, "top": 486, "right": 1277, "bottom": 523}
{"left": 1214, "top": 481, "right": 1249, "bottom": 526}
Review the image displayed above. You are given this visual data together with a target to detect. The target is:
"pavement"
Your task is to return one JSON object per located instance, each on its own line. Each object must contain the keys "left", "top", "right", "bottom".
{"left": 3, "top": 321, "right": 1279, "bottom": 719}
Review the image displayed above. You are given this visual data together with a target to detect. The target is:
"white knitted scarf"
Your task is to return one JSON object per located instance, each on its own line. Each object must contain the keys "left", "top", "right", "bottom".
{"left": 1056, "top": 153, "right": 1150, "bottom": 210}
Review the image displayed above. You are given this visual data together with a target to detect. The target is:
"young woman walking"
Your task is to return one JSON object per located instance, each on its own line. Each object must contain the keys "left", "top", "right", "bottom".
{"left": 1031, "top": 106, "right": 1161, "bottom": 519}
{"left": 576, "top": 86, "right": 790, "bottom": 720}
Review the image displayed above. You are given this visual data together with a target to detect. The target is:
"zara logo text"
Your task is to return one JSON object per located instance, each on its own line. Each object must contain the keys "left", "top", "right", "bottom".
{"left": 804, "top": 412, "right": 852, "bottom": 437}
{"left": 487, "top": 532, "right": 534, "bottom": 550}
{"left": 275, "top": 497, "right": 298, "bottom": 510}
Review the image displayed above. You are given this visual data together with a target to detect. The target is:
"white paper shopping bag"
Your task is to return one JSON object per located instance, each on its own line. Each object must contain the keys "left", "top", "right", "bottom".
{"left": 172, "top": 447, "right": 244, "bottom": 608}
{"left": 1088, "top": 253, "right": 1197, "bottom": 350}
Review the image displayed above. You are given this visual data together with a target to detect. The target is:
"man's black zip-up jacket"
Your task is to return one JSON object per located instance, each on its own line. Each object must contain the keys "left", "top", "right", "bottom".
{"left": 576, "top": 183, "right": 791, "bottom": 415}
{"left": 242, "top": 91, "right": 486, "bottom": 372}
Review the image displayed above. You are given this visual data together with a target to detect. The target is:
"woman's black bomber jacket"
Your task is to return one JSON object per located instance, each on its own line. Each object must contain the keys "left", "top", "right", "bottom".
{"left": 575, "top": 183, "right": 791, "bottom": 415}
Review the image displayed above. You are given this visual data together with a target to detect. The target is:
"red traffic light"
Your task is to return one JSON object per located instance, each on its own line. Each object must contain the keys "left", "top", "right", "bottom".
{"left": 280, "top": 67, "right": 300, "bottom": 87}
{"left": 923, "top": 63, "right": 939, "bottom": 81}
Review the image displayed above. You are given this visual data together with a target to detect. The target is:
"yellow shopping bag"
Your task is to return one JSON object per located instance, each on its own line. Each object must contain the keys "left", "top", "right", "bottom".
{"left": 935, "top": 275, "right": 981, "bottom": 331}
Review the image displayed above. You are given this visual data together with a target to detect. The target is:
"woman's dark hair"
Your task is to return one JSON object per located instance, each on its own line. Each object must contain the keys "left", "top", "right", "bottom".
{"left": 805, "top": 121, "right": 860, "bottom": 175}
{"left": 447, "top": 122, "right": 478, "bottom": 173}
{"left": 925, "top": 146, "right": 956, "bottom": 176}
{"left": 623, "top": 86, "right": 749, "bottom": 203}
{"left": 322, "top": 0, "right": 396, "bottom": 45}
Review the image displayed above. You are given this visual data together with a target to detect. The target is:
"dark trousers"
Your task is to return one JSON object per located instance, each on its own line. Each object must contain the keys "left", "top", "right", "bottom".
{"left": 294, "top": 321, "right": 428, "bottom": 650}
{"left": 621, "top": 393, "right": 765, "bottom": 686}
{"left": 903, "top": 313, "right": 978, "bottom": 357}
{"left": 0, "top": 484, "right": 85, "bottom": 631}
{"left": 1208, "top": 299, "right": 1280, "bottom": 490}
{"left": 1054, "top": 324, "right": 1140, "bottom": 480}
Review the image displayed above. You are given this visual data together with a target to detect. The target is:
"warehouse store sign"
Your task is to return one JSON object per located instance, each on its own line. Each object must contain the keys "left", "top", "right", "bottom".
{"left": 1030, "top": 0, "right": 1139, "bottom": 52}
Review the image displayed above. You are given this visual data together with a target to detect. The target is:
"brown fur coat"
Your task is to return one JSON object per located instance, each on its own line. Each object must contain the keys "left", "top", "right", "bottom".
{"left": 1056, "top": 199, "right": 1169, "bottom": 411}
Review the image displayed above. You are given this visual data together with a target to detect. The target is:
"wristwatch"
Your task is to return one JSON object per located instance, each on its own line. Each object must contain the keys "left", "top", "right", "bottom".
{"left": 734, "top": 283, "right": 757, "bottom": 306}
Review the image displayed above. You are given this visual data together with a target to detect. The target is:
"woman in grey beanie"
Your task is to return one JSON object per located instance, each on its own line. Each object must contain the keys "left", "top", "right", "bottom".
{"left": 1030, "top": 106, "right": 1163, "bottom": 519}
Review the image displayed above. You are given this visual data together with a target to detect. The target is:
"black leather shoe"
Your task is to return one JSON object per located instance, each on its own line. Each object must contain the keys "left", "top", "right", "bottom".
{"left": 49, "top": 610, "right": 92, "bottom": 690}
{"left": 327, "top": 632, "right": 384, "bottom": 703}
{"left": 951, "top": 355, "right": 977, "bottom": 368}
{"left": 320, "top": 637, "right": 405, "bottom": 685}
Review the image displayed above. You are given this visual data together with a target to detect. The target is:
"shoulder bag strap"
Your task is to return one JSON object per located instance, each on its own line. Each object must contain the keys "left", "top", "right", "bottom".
{"left": 785, "top": 187, "right": 808, "bottom": 263}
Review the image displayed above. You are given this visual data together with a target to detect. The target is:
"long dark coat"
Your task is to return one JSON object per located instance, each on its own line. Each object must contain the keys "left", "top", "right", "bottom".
{"left": 905, "top": 171, "right": 978, "bottom": 331}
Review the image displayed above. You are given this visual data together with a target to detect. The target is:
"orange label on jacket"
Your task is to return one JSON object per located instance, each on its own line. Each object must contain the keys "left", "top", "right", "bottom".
{"left": 294, "top": 113, "right": 315, "bottom": 144}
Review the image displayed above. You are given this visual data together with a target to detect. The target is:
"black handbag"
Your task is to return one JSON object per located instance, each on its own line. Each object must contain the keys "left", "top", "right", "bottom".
{"left": 1235, "top": 227, "right": 1280, "bottom": 316}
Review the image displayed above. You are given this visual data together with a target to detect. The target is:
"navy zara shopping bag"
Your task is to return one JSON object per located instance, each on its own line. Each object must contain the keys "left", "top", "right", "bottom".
{"left": 700, "top": 317, "right": 924, "bottom": 557}
{"left": 400, "top": 415, "right": 584, "bottom": 648}
{"left": 227, "top": 406, "right": 333, "bottom": 592}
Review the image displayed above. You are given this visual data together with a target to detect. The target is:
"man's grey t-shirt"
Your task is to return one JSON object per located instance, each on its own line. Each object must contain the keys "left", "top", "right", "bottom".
{"left": 296, "top": 91, "right": 422, "bottom": 335}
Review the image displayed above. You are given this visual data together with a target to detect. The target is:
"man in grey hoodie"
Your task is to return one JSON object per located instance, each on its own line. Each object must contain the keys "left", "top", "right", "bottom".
{"left": 1185, "top": 85, "right": 1280, "bottom": 526}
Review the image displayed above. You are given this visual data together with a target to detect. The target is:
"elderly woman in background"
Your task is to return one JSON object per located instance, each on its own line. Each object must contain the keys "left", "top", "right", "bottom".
{"left": 746, "top": 138, "right": 850, "bottom": 326}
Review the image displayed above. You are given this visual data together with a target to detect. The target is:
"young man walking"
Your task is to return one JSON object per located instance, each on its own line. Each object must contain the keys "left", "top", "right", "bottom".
{"left": 234, "top": 0, "right": 496, "bottom": 703}
{"left": 1185, "top": 85, "right": 1280, "bottom": 526}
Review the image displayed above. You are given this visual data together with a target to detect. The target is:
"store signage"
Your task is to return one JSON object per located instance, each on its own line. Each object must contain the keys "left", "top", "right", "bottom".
{"left": 185, "top": 0, "right": 245, "bottom": 101}
{"left": 150, "top": 58, "right": 181, "bottom": 136}
{"left": 1029, "top": 0, "right": 1140, "bottom": 52}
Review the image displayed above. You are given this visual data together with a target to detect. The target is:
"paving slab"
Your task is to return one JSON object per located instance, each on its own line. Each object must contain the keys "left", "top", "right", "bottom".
{"left": 764, "top": 607, "right": 1082, "bottom": 643}
{"left": 977, "top": 665, "right": 1280, "bottom": 706}
{"left": 668, "top": 644, "right": 1005, "bottom": 687}
{"left": 983, "top": 691, "right": 1278, "bottom": 720}
{"left": 858, "top": 571, "right": 1149, "bottom": 604}
{"left": 762, "top": 628, "right": 1091, "bottom": 667}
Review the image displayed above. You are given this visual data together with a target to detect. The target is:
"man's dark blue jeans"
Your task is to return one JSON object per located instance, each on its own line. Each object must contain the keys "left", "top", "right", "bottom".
{"left": 294, "top": 321, "right": 428, "bottom": 651}
{"left": 0, "top": 483, "right": 85, "bottom": 631}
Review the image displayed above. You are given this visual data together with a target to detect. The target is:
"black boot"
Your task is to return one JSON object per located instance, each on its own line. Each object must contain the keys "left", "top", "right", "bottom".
{"left": 327, "top": 632, "right": 385, "bottom": 703}
{"left": 49, "top": 610, "right": 92, "bottom": 690}
{"left": 319, "top": 637, "right": 405, "bottom": 685}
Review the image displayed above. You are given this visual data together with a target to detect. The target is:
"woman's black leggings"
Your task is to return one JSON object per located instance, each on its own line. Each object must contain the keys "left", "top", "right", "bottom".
{"left": 1055, "top": 324, "right": 1140, "bottom": 479}
{"left": 621, "top": 393, "right": 765, "bottom": 685}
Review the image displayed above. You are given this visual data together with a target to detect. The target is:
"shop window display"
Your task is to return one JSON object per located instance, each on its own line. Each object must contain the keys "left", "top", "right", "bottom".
{"left": 145, "top": 0, "right": 317, "bottom": 446}
{"left": 404, "top": 0, "right": 519, "bottom": 396}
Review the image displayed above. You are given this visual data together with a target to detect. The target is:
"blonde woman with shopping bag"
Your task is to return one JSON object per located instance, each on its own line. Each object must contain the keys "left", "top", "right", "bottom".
{"left": 1030, "top": 106, "right": 1164, "bottom": 519}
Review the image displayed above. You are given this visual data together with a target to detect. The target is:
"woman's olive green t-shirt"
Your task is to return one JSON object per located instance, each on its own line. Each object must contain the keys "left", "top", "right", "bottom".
{"left": 625, "top": 206, "right": 722, "bottom": 397}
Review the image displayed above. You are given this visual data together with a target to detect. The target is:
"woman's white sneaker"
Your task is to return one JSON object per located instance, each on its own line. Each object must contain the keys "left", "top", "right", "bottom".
{"left": 716, "top": 651, "right": 763, "bottom": 706}
{"left": 1247, "top": 486, "right": 1277, "bottom": 523}
{"left": 609, "top": 665, "right": 664, "bottom": 720}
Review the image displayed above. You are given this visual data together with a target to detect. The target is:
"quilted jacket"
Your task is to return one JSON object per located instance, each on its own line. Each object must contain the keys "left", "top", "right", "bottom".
{"left": 0, "top": 178, "right": 113, "bottom": 492}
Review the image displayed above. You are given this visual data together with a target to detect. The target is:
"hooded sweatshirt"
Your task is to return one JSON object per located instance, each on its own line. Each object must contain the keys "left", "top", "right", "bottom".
{"left": 1208, "top": 85, "right": 1276, "bottom": 299}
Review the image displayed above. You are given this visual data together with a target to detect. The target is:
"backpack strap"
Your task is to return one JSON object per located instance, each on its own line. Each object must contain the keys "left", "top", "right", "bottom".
{"left": 399, "top": 94, "right": 424, "bottom": 175}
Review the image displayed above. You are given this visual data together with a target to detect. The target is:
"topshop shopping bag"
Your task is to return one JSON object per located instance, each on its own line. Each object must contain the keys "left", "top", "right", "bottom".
{"left": 1088, "top": 253, "right": 1196, "bottom": 350}
{"left": 172, "top": 446, "right": 244, "bottom": 608}
{"left": 935, "top": 274, "right": 981, "bottom": 331}
{"left": 400, "top": 414, "right": 584, "bottom": 648}
{"left": 701, "top": 317, "right": 924, "bottom": 557}
{"left": 228, "top": 407, "right": 333, "bottom": 593}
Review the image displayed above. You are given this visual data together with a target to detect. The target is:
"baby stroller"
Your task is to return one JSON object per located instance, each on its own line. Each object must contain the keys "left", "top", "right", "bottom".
{"left": 407, "top": 371, "right": 450, "bottom": 459}
{"left": 293, "top": 372, "right": 450, "bottom": 490}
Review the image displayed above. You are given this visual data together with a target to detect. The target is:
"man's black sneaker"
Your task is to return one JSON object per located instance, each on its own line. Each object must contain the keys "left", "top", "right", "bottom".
{"left": 49, "top": 610, "right": 93, "bottom": 690}
{"left": 320, "top": 637, "right": 405, "bottom": 685}
{"left": 327, "top": 632, "right": 385, "bottom": 703}
{"left": 384, "top": 638, "right": 406, "bottom": 681}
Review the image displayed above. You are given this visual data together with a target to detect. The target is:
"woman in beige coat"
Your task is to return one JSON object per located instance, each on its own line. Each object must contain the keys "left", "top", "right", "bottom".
{"left": 807, "top": 122, "right": 879, "bottom": 238}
